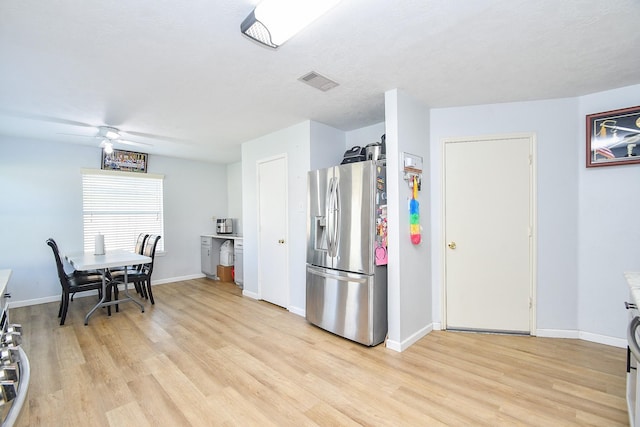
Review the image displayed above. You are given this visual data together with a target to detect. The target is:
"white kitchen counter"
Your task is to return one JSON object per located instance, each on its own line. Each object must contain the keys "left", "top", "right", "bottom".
{"left": 201, "top": 236, "right": 243, "bottom": 285}
{"left": 0, "top": 269, "right": 11, "bottom": 296}
{"left": 626, "top": 272, "right": 640, "bottom": 307}
{"left": 201, "top": 234, "right": 243, "bottom": 240}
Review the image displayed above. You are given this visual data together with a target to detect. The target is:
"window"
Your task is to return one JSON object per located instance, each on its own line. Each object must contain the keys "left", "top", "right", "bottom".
{"left": 82, "top": 169, "right": 164, "bottom": 253}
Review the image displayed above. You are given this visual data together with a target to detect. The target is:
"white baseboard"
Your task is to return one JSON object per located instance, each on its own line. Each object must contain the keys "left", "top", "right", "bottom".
{"left": 536, "top": 328, "right": 626, "bottom": 348}
{"left": 8, "top": 283, "right": 628, "bottom": 350}
{"left": 8, "top": 273, "right": 206, "bottom": 309}
{"left": 242, "top": 289, "right": 259, "bottom": 299}
{"left": 386, "top": 323, "right": 433, "bottom": 352}
{"left": 288, "top": 306, "right": 305, "bottom": 317}
{"left": 536, "top": 328, "right": 580, "bottom": 339}
{"left": 9, "top": 295, "right": 60, "bottom": 309}
{"left": 579, "top": 331, "right": 626, "bottom": 348}
{"left": 152, "top": 273, "right": 205, "bottom": 285}
{"left": 384, "top": 326, "right": 627, "bottom": 352}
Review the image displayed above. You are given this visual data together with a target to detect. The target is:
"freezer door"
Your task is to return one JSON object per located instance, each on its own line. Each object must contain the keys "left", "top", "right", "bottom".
{"left": 307, "top": 167, "right": 334, "bottom": 268}
{"left": 332, "top": 161, "right": 375, "bottom": 274}
{"left": 306, "top": 265, "right": 387, "bottom": 346}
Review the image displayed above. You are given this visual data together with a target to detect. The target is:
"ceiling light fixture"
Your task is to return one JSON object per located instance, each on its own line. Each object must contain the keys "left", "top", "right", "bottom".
{"left": 99, "top": 126, "right": 120, "bottom": 140}
{"left": 104, "top": 130, "right": 119, "bottom": 140}
{"left": 240, "top": 0, "right": 342, "bottom": 48}
{"left": 103, "top": 141, "right": 114, "bottom": 154}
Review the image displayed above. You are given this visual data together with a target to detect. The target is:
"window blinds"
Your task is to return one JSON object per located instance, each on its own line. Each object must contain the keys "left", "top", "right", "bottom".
{"left": 82, "top": 170, "right": 164, "bottom": 253}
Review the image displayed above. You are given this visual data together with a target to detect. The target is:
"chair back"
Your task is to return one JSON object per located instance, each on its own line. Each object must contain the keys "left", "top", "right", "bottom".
{"left": 142, "top": 235, "right": 160, "bottom": 257}
{"left": 141, "top": 235, "right": 161, "bottom": 274}
{"left": 134, "top": 233, "right": 149, "bottom": 255}
{"left": 46, "top": 238, "right": 70, "bottom": 291}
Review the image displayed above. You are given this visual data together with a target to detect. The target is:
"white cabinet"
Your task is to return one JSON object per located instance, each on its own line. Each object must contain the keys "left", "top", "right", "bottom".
{"left": 201, "top": 235, "right": 243, "bottom": 281}
{"left": 234, "top": 240, "right": 243, "bottom": 286}
{"left": 201, "top": 236, "right": 216, "bottom": 277}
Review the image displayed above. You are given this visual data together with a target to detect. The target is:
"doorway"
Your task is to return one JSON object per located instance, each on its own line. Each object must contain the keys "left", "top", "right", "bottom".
{"left": 257, "top": 155, "right": 289, "bottom": 308}
{"left": 443, "top": 134, "right": 535, "bottom": 333}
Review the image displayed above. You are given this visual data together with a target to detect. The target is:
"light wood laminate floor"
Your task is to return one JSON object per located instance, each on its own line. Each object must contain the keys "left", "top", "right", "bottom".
{"left": 12, "top": 278, "right": 628, "bottom": 426}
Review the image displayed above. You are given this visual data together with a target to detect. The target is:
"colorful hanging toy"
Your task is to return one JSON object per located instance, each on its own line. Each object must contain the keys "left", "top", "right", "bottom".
{"left": 409, "top": 176, "right": 421, "bottom": 245}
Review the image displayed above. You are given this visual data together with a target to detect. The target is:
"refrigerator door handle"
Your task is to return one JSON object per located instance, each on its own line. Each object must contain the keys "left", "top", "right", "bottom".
{"left": 332, "top": 178, "right": 340, "bottom": 257}
{"left": 306, "top": 265, "right": 368, "bottom": 283}
{"left": 327, "top": 177, "right": 336, "bottom": 257}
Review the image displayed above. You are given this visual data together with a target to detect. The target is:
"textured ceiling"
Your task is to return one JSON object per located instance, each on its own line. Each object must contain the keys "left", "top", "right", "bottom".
{"left": 1, "top": 0, "right": 639, "bottom": 163}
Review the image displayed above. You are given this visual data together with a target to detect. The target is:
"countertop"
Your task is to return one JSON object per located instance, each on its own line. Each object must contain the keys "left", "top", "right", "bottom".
{"left": 202, "top": 234, "right": 243, "bottom": 240}
{"left": 625, "top": 272, "right": 640, "bottom": 307}
{"left": 0, "top": 269, "right": 11, "bottom": 295}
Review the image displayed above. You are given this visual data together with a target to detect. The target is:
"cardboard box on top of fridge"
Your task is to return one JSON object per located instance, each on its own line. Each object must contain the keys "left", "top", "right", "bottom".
{"left": 217, "top": 265, "right": 233, "bottom": 282}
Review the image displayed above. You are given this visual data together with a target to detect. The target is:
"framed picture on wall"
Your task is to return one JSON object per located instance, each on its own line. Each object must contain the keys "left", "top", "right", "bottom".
{"left": 586, "top": 105, "right": 640, "bottom": 167}
{"left": 101, "top": 148, "right": 148, "bottom": 173}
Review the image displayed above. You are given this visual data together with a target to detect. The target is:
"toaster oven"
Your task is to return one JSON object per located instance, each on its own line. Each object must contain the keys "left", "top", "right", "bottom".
{"left": 216, "top": 218, "right": 233, "bottom": 235}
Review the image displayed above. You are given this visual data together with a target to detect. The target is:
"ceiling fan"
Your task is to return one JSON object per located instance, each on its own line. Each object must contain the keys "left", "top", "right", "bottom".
{"left": 94, "top": 126, "right": 152, "bottom": 154}
{"left": 0, "top": 109, "right": 190, "bottom": 149}
{"left": 57, "top": 125, "right": 154, "bottom": 153}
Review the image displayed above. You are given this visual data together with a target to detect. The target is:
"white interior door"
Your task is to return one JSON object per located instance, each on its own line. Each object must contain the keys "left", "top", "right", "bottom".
{"left": 444, "top": 135, "right": 534, "bottom": 333}
{"left": 257, "top": 155, "right": 288, "bottom": 308}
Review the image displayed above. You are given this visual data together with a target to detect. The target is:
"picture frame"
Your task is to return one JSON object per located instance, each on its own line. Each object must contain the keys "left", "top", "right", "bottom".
{"left": 101, "top": 148, "right": 148, "bottom": 173}
{"left": 586, "top": 105, "right": 640, "bottom": 168}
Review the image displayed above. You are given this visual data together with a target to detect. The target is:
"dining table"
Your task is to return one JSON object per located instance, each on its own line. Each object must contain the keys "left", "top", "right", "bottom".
{"left": 64, "top": 250, "right": 151, "bottom": 325}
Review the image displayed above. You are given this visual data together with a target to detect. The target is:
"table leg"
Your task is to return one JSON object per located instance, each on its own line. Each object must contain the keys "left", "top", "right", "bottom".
{"left": 84, "top": 267, "right": 145, "bottom": 325}
{"left": 84, "top": 268, "right": 108, "bottom": 325}
{"left": 122, "top": 269, "right": 145, "bottom": 313}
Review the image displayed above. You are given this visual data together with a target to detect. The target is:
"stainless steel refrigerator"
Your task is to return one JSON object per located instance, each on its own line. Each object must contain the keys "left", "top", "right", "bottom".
{"left": 306, "top": 160, "right": 388, "bottom": 346}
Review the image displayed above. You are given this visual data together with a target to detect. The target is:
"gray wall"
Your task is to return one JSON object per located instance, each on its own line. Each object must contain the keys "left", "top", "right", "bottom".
{"left": 345, "top": 122, "right": 385, "bottom": 152}
{"left": 241, "top": 120, "right": 346, "bottom": 314}
{"left": 430, "top": 83, "right": 640, "bottom": 345}
{"left": 5, "top": 83, "right": 639, "bottom": 349}
{"left": 578, "top": 84, "right": 640, "bottom": 341}
{"left": 430, "top": 98, "right": 580, "bottom": 336}
{"left": 385, "top": 89, "right": 432, "bottom": 350}
{"left": 241, "top": 121, "right": 312, "bottom": 313}
{"left": 0, "top": 136, "right": 228, "bottom": 305}
{"left": 226, "top": 161, "right": 243, "bottom": 235}
{"left": 310, "top": 121, "right": 345, "bottom": 170}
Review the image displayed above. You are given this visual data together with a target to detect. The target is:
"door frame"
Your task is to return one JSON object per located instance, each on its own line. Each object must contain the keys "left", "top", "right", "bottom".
{"left": 256, "top": 153, "right": 290, "bottom": 308}
{"left": 441, "top": 133, "right": 537, "bottom": 334}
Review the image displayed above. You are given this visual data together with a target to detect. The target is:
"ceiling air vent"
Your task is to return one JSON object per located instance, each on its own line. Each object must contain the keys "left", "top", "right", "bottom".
{"left": 298, "top": 71, "right": 339, "bottom": 92}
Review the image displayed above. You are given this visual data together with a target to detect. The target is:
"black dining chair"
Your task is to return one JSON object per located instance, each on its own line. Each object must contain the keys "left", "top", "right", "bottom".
{"left": 108, "top": 234, "right": 161, "bottom": 304}
{"left": 46, "top": 238, "right": 106, "bottom": 325}
{"left": 128, "top": 234, "right": 161, "bottom": 305}
{"left": 110, "top": 233, "right": 148, "bottom": 296}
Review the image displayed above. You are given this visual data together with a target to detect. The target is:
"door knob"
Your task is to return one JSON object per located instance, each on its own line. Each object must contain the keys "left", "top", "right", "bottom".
{"left": 448, "top": 241, "right": 457, "bottom": 250}
{"left": 278, "top": 239, "right": 285, "bottom": 244}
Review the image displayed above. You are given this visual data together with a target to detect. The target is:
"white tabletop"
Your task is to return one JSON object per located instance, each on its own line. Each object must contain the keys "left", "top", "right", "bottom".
{"left": 65, "top": 250, "right": 151, "bottom": 271}
{"left": 0, "top": 270, "right": 11, "bottom": 296}
{"left": 626, "top": 272, "right": 640, "bottom": 287}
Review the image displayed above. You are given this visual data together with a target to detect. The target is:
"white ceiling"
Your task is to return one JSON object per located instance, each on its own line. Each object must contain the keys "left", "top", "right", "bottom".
{"left": 1, "top": 0, "right": 639, "bottom": 164}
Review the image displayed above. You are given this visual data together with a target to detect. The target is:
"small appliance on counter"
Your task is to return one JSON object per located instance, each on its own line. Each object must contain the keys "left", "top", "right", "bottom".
{"left": 340, "top": 134, "right": 386, "bottom": 165}
{"left": 340, "top": 146, "right": 366, "bottom": 164}
{"left": 216, "top": 218, "right": 233, "bottom": 235}
{"left": 364, "top": 143, "right": 382, "bottom": 161}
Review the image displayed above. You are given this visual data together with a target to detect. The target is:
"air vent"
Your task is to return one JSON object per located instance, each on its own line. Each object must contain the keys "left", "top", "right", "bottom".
{"left": 298, "top": 71, "right": 339, "bottom": 92}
